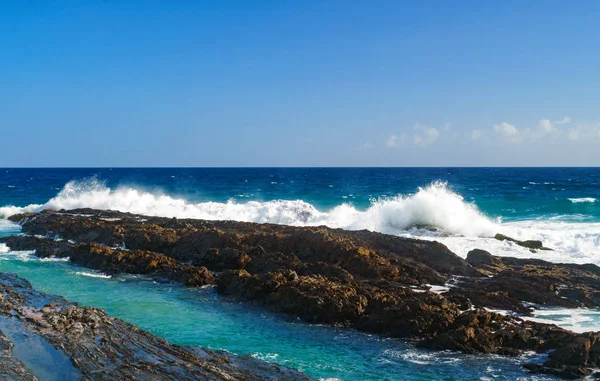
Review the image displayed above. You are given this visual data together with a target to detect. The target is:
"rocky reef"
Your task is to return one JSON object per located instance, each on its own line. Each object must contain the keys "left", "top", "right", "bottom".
{"left": 5, "top": 209, "right": 600, "bottom": 379}
{"left": 493, "top": 233, "right": 553, "bottom": 251}
{"left": 0, "top": 272, "right": 313, "bottom": 380}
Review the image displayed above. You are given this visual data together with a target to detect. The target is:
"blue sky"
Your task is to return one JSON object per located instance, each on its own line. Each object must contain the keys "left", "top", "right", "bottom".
{"left": 1, "top": 1, "right": 599, "bottom": 166}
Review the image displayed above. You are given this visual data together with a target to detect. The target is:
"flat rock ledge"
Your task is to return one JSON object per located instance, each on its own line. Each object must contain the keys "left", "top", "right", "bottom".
{"left": 5, "top": 209, "right": 600, "bottom": 379}
{"left": 0, "top": 272, "right": 313, "bottom": 381}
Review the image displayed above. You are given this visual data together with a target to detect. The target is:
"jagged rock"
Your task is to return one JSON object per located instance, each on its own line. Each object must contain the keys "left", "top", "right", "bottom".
{"left": 466, "top": 248, "right": 505, "bottom": 271}
{"left": 456, "top": 249, "right": 600, "bottom": 313}
{"left": 494, "top": 233, "right": 552, "bottom": 251}
{"left": 1, "top": 236, "right": 214, "bottom": 287}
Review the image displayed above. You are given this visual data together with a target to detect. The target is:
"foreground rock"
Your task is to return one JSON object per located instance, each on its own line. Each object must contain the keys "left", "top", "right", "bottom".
{"left": 0, "top": 330, "right": 37, "bottom": 381}
{"left": 6, "top": 209, "right": 600, "bottom": 378}
{"left": 0, "top": 272, "right": 313, "bottom": 380}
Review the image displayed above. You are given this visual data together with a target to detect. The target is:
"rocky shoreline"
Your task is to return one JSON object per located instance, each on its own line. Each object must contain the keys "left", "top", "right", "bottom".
{"left": 0, "top": 272, "right": 313, "bottom": 380}
{"left": 3, "top": 209, "right": 600, "bottom": 379}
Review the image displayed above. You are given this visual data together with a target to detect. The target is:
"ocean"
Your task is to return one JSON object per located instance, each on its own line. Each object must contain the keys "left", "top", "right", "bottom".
{"left": 1, "top": 167, "right": 599, "bottom": 380}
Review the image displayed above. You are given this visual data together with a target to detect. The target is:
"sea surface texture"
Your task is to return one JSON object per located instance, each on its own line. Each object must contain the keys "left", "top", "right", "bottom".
{"left": 1, "top": 167, "right": 599, "bottom": 380}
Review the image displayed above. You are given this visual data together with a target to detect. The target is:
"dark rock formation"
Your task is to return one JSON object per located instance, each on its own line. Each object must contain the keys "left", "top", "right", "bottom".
{"left": 5, "top": 209, "right": 600, "bottom": 379}
{"left": 0, "top": 272, "right": 313, "bottom": 381}
{"left": 494, "top": 233, "right": 552, "bottom": 251}
{"left": 0, "top": 236, "right": 214, "bottom": 287}
{"left": 446, "top": 249, "right": 600, "bottom": 314}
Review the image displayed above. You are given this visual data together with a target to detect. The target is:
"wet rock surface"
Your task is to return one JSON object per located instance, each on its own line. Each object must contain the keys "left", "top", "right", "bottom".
{"left": 0, "top": 330, "right": 37, "bottom": 381}
{"left": 5, "top": 209, "right": 600, "bottom": 379}
{"left": 494, "top": 233, "right": 553, "bottom": 251}
{"left": 0, "top": 273, "right": 313, "bottom": 381}
{"left": 451, "top": 249, "right": 600, "bottom": 313}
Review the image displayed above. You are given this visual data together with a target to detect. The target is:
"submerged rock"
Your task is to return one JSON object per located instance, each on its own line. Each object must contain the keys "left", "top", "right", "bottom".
{"left": 494, "top": 233, "right": 552, "bottom": 251}
{"left": 6, "top": 209, "right": 600, "bottom": 379}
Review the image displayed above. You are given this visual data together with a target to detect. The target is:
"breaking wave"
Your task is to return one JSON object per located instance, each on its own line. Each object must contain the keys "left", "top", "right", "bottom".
{"left": 3, "top": 178, "right": 599, "bottom": 264}
{"left": 0, "top": 247, "right": 70, "bottom": 262}
{"left": 569, "top": 198, "right": 597, "bottom": 203}
{"left": 74, "top": 271, "right": 112, "bottom": 279}
{"left": 0, "top": 179, "right": 499, "bottom": 238}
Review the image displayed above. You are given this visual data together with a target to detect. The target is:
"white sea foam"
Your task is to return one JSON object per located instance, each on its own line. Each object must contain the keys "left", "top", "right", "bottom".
{"left": 569, "top": 197, "right": 597, "bottom": 203}
{"left": 74, "top": 271, "right": 112, "bottom": 279}
{"left": 1, "top": 178, "right": 599, "bottom": 265}
{"left": 426, "top": 284, "right": 451, "bottom": 294}
{"left": 528, "top": 308, "right": 600, "bottom": 333}
{"left": 399, "top": 350, "right": 435, "bottom": 365}
{"left": 39, "top": 256, "right": 70, "bottom": 262}
{"left": 0, "top": 241, "right": 70, "bottom": 262}
{"left": 434, "top": 219, "right": 600, "bottom": 265}
{"left": 487, "top": 306, "right": 600, "bottom": 333}
{"left": 0, "top": 179, "right": 499, "bottom": 237}
{"left": 0, "top": 247, "right": 70, "bottom": 262}
{"left": 0, "top": 219, "right": 20, "bottom": 233}
{"left": 0, "top": 250, "right": 37, "bottom": 262}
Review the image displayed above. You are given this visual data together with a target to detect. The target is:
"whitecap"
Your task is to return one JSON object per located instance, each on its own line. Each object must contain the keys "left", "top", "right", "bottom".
{"left": 0, "top": 250, "right": 38, "bottom": 262}
{"left": 2, "top": 178, "right": 600, "bottom": 265}
{"left": 568, "top": 198, "right": 597, "bottom": 203}
{"left": 74, "top": 271, "right": 112, "bottom": 279}
{"left": 0, "top": 246, "right": 70, "bottom": 262}
{"left": 399, "top": 350, "right": 434, "bottom": 365}
{"left": 486, "top": 306, "right": 600, "bottom": 333}
{"left": 0, "top": 179, "right": 499, "bottom": 238}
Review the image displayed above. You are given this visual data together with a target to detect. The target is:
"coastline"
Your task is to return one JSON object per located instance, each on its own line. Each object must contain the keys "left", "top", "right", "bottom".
{"left": 0, "top": 271, "right": 313, "bottom": 380}
{"left": 3, "top": 209, "right": 600, "bottom": 379}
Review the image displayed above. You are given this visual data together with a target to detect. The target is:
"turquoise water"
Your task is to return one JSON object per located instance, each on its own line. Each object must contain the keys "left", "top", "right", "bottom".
{"left": 0, "top": 223, "right": 557, "bottom": 381}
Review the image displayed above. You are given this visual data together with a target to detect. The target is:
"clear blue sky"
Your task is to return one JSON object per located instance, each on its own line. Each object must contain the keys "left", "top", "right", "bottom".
{"left": 1, "top": 1, "right": 599, "bottom": 166}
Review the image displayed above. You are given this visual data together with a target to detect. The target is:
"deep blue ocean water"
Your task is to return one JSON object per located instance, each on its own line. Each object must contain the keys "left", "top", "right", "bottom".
{"left": 1, "top": 167, "right": 599, "bottom": 221}
{"left": 1, "top": 167, "right": 599, "bottom": 380}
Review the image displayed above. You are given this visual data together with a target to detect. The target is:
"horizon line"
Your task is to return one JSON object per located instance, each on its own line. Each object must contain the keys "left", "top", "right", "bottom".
{"left": 2, "top": 166, "right": 600, "bottom": 169}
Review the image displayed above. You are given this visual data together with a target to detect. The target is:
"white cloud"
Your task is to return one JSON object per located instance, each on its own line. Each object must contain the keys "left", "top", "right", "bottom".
{"left": 555, "top": 117, "right": 572, "bottom": 125}
{"left": 494, "top": 122, "right": 518, "bottom": 136}
{"left": 471, "top": 129, "right": 483, "bottom": 141}
{"left": 362, "top": 142, "right": 374, "bottom": 149}
{"left": 567, "top": 124, "right": 600, "bottom": 141}
{"left": 386, "top": 135, "right": 399, "bottom": 148}
{"left": 539, "top": 119, "right": 554, "bottom": 133}
{"left": 493, "top": 122, "right": 521, "bottom": 143}
{"left": 413, "top": 124, "right": 440, "bottom": 146}
{"left": 487, "top": 118, "right": 598, "bottom": 144}
{"left": 568, "top": 128, "right": 580, "bottom": 141}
